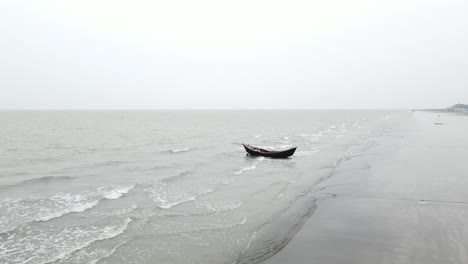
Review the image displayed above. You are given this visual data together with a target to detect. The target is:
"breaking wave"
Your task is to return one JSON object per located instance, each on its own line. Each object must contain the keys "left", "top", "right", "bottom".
{"left": 0, "top": 185, "right": 134, "bottom": 233}
{"left": 234, "top": 164, "right": 257, "bottom": 175}
{"left": 170, "top": 148, "right": 190, "bottom": 153}
{"left": 0, "top": 217, "right": 132, "bottom": 264}
{"left": 234, "top": 157, "right": 265, "bottom": 175}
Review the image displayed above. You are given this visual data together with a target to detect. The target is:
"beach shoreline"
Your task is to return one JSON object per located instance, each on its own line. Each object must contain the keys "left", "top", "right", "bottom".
{"left": 263, "top": 111, "right": 468, "bottom": 264}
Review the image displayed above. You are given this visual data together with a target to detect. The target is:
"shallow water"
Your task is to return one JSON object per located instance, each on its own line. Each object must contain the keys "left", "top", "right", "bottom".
{"left": 0, "top": 110, "right": 407, "bottom": 264}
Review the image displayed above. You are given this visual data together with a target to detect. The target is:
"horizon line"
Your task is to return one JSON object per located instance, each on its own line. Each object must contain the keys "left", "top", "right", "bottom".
{"left": 0, "top": 108, "right": 417, "bottom": 111}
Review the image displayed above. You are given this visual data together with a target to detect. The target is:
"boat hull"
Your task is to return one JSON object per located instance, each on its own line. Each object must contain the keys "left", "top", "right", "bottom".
{"left": 243, "top": 144, "right": 297, "bottom": 158}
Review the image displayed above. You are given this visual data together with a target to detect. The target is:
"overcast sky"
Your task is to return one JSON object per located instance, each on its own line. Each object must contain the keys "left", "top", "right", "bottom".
{"left": 1, "top": 0, "right": 467, "bottom": 109}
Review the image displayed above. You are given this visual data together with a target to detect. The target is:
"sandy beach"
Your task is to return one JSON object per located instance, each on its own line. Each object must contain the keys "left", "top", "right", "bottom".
{"left": 264, "top": 111, "right": 468, "bottom": 264}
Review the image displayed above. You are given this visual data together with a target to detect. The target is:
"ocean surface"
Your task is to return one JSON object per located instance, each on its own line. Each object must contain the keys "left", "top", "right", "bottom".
{"left": 0, "top": 110, "right": 407, "bottom": 264}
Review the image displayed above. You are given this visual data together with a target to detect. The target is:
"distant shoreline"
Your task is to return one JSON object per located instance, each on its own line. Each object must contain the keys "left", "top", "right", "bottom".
{"left": 414, "top": 108, "right": 468, "bottom": 114}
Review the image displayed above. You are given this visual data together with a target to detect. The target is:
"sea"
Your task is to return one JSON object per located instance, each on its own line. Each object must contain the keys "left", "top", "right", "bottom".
{"left": 0, "top": 110, "right": 408, "bottom": 264}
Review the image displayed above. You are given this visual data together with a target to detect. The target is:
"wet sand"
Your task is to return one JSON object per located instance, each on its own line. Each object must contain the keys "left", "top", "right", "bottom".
{"left": 264, "top": 111, "right": 468, "bottom": 264}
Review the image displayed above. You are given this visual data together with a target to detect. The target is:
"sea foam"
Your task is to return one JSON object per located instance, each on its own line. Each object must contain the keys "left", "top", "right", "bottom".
{"left": 170, "top": 148, "right": 190, "bottom": 153}
{"left": 0, "top": 185, "right": 134, "bottom": 233}
{"left": 0, "top": 217, "right": 132, "bottom": 264}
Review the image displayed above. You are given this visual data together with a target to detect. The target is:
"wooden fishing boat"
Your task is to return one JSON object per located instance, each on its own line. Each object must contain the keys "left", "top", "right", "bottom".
{"left": 243, "top": 144, "right": 297, "bottom": 158}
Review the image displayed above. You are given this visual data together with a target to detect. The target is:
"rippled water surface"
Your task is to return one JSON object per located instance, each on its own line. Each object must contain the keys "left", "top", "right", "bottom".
{"left": 0, "top": 110, "right": 406, "bottom": 264}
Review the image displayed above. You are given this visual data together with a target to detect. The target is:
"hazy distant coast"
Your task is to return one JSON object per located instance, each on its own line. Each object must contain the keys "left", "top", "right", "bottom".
{"left": 415, "top": 103, "right": 468, "bottom": 113}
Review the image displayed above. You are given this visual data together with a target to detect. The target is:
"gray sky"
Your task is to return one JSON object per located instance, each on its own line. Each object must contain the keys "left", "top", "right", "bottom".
{"left": 1, "top": 0, "right": 467, "bottom": 109}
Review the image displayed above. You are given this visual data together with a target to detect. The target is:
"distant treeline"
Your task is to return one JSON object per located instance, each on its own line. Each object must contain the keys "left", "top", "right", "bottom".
{"left": 451, "top": 104, "right": 468, "bottom": 109}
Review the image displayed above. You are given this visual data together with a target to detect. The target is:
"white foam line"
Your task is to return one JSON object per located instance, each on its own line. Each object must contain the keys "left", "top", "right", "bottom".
{"left": 196, "top": 200, "right": 244, "bottom": 212}
{"left": 240, "top": 216, "right": 248, "bottom": 225}
{"left": 234, "top": 156, "right": 267, "bottom": 175}
{"left": 35, "top": 200, "right": 99, "bottom": 222}
{"left": 154, "top": 196, "right": 196, "bottom": 209}
{"left": 47, "top": 217, "right": 133, "bottom": 263}
{"left": 242, "top": 232, "right": 257, "bottom": 254}
{"left": 171, "top": 148, "right": 190, "bottom": 153}
{"left": 234, "top": 164, "right": 257, "bottom": 175}
{"left": 88, "top": 239, "right": 131, "bottom": 264}
{"left": 103, "top": 185, "right": 135, "bottom": 200}
{"left": 1, "top": 185, "right": 135, "bottom": 231}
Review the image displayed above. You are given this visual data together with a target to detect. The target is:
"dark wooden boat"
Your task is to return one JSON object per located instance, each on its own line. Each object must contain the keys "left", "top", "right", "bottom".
{"left": 243, "top": 144, "right": 297, "bottom": 158}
